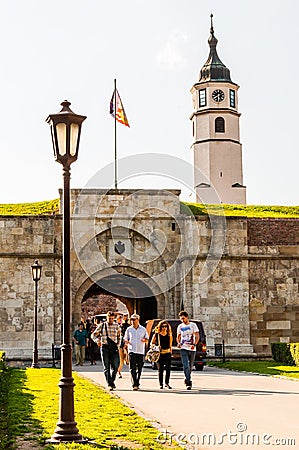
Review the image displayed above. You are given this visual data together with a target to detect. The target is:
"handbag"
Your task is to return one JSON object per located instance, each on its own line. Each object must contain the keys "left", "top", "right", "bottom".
{"left": 104, "top": 323, "right": 119, "bottom": 354}
{"left": 146, "top": 334, "right": 161, "bottom": 363}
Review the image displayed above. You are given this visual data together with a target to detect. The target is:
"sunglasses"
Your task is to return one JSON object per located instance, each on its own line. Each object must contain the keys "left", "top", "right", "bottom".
{"left": 161, "top": 325, "right": 167, "bottom": 328}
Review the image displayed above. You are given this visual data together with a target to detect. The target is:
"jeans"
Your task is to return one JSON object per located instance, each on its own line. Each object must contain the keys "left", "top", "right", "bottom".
{"left": 100, "top": 346, "right": 120, "bottom": 387}
{"left": 180, "top": 349, "right": 196, "bottom": 385}
{"left": 129, "top": 352, "right": 144, "bottom": 387}
{"left": 157, "top": 353, "right": 171, "bottom": 386}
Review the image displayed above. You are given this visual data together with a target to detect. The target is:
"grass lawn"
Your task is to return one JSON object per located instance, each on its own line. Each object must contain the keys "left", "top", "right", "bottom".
{"left": 181, "top": 202, "right": 299, "bottom": 218}
{"left": 0, "top": 199, "right": 59, "bottom": 215}
{"left": 208, "top": 360, "right": 299, "bottom": 379}
{"left": 3, "top": 367, "right": 174, "bottom": 450}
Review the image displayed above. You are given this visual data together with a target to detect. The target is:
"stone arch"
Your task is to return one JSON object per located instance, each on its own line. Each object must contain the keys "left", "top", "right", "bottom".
{"left": 73, "top": 266, "right": 166, "bottom": 326}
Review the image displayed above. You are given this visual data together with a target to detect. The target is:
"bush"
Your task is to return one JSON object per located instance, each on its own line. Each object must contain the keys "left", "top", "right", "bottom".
{"left": 0, "top": 352, "right": 9, "bottom": 449}
{"left": 271, "top": 343, "right": 299, "bottom": 366}
{"left": 289, "top": 343, "right": 299, "bottom": 366}
{"left": 0, "top": 352, "right": 5, "bottom": 372}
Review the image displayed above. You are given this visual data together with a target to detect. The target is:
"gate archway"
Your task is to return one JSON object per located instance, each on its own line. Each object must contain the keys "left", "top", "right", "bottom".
{"left": 81, "top": 274, "right": 157, "bottom": 325}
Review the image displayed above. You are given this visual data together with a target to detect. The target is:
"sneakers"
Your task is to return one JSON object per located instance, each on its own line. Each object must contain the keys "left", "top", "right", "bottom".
{"left": 185, "top": 380, "right": 192, "bottom": 390}
{"left": 109, "top": 382, "right": 116, "bottom": 390}
{"left": 165, "top": 384, "right": 172, "bottom": 389}
{"left": 133, "top": 386, "right": 139, "bottom": 391}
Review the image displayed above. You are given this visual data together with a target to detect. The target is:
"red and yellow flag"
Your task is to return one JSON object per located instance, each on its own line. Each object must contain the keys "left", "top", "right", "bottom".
{"left": 110, "top": 88, "right": 130, "bottom": 127}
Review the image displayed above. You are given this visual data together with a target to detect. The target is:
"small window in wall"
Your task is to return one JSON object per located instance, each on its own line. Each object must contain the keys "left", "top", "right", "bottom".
{"left": 220, "top": 171, "right": 223, "bottom": 177}
{"left": 199, "top": 89, "right": 206, "bottom": 107}
{"left": 215, "top": 117, "right": 225, "bottom": 133}
{"left": 230, "top": 89, "right": 236, "bottom": 108}
{"left": 192, "top": 121, "right": 195, "bottom": 137}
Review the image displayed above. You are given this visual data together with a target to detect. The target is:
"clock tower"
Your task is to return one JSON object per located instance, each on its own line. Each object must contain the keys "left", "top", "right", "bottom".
{"left": 191, "top": 15, "right": 246, "bottom": 204}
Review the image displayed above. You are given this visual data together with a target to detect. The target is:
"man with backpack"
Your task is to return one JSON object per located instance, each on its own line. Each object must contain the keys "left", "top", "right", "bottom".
{"left": 91, "top": 311, "right": 121, "bottom": 390}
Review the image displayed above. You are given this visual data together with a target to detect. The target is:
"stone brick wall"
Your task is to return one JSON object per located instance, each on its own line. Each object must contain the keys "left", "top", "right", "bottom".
{"left": 0, "top": 191, "right": 298, "bottom": 360}
{"left": 248, "top": 218, "right": 299, "bottom": 355}
{"left": 0, "top": 216, "right": 62, "bottom": 359}
{"left": 248, "top": 218, "right": 299, "bottom": 246}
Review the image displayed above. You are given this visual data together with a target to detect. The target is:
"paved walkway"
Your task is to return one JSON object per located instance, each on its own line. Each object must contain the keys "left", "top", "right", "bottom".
{"left": 74, "top": 363, "right": 299, "bottom": 449}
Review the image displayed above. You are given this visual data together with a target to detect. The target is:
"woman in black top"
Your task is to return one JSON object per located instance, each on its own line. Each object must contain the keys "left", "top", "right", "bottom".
{"left": 151, "top": 320, "right": 173, "bottom": 389}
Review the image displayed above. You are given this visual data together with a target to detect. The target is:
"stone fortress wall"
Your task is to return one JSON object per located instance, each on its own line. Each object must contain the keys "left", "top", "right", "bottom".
{"left": 0, "top": 189, "right": 298, "bottom": 360}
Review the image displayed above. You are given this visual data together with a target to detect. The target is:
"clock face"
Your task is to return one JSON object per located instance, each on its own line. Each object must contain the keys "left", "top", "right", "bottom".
{"left": 212, "top": 89, "right": 225, "bottom": 103}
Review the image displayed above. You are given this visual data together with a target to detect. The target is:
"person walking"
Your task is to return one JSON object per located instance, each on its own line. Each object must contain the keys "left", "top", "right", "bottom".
{"left": 91, "top": 311, "right": 121, "bottom": 390}
{"left": 124, "top": 313, "right": 148, "bottom": 390}
{"left": 117, "top": 313, "right": 130, "bottom": 378}
{"left": 150, "top": 320, "right": 173, "bottom": 389}
{"left": 88, "top": 323, "right": 99, "bottom": 365}
{"left": 73, "top": 322, "right": 89, "bottom": 366}
{"left": 176, "top": 310, "right": 199, "bottom": 390}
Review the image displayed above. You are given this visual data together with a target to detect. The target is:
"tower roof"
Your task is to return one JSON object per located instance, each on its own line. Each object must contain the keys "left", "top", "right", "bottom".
{"left": 199, "top": 14, "right": 232, "bottom": 83}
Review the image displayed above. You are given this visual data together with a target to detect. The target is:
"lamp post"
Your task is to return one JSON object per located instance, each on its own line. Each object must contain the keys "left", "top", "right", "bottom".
{"left": 46, "top": 100, "right": 86, "bottom": 443}
{"left": 31, "top": 259, "right": 42, "bottom": 369}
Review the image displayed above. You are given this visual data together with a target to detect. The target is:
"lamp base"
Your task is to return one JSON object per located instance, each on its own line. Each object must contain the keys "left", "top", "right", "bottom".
{"left": 46, "top": 421, "right": 88, "bottom": 444}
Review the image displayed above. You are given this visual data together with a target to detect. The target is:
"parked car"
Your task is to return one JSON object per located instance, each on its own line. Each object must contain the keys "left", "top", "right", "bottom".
{"left": 145, "top": 319, "right": 207, "bottom": 371}
{"left": 94, "top": 314, "right": 107, "bottom": 323}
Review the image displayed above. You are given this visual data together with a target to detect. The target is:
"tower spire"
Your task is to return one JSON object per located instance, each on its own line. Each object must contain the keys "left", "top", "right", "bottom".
{"left": 199, "top": 15, "right": 232, "bottom": 82}
{"left": 210, "top": 13, "right": 214, "bottom": 35}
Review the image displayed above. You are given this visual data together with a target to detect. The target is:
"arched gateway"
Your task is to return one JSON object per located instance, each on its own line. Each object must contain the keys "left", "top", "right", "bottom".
{"left": 75, "top": 272, "right": 159, "bottom": 326}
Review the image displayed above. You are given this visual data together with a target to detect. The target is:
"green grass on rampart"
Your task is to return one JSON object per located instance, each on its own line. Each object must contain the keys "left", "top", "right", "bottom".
{"left": 0, "top": 198, "right": 298, "bottom": 218}
{"left": 208, "top": 361, "right": 299, "bottom": 379}
{"left": 0, "top": 199, "right": 59, "bottom": 216}
{"left": 181, "top": 202, "right": 299, "bottom": 218}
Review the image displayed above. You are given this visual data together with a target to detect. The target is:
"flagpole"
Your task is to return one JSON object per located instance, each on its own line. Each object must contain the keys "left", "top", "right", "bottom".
{"left": 114, "top": 78, "right": 117, "bottom": 189}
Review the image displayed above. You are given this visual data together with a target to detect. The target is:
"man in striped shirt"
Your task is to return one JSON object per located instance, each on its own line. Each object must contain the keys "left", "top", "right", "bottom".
{"left": 92, "top": 311, "right": 121, "bottom": 390}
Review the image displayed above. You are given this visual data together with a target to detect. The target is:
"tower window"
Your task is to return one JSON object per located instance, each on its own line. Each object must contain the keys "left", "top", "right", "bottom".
{"left": 215, "top": 117, "right": 225, "bottom": 133}
{"left": 230, "top": 89, "right": 236, "bottom": 108}
{"left": 199, "top": 89, "right": 206, "bottom": 107}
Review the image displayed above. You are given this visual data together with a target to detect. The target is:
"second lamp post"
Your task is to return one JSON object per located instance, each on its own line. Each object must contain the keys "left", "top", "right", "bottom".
{"left": 31, "top": 259, "right": 42, "bottom": 368}
{"left": 46, "top": 100, "right": 86, "bottom": 443}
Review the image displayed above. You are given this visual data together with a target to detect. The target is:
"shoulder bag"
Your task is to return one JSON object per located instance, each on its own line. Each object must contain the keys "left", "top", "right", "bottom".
{"left": 146, "top": 333, "right": 161, "bottom": 363}
{"left": 104, "top": 322, "right": 119, "bottom": 354}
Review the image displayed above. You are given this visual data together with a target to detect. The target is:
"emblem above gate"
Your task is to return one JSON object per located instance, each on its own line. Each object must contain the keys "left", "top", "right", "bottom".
{"left": 114, "top": 240, "right": 125, "bottom": 255}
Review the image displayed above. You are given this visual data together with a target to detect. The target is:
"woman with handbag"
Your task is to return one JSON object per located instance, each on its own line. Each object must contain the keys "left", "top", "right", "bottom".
{"left": 150, "top": 320, "right": 173, "bottom": 389}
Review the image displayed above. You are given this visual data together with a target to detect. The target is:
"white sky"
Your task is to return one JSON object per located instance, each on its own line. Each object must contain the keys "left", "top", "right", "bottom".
{"left": 0, "top": 0, "right": 298, "bottom": 205}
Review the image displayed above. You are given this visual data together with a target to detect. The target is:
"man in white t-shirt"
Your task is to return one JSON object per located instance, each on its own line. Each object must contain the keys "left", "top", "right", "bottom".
{"left": 124, "top": 313, "right": 149, "bottom": 390}
{"left": 176, "top": 310, "right": 199, "bottom": 390}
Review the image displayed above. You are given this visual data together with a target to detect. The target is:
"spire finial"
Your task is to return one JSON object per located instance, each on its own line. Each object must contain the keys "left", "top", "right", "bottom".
{"left": 210, "top": 13, "right": 214, "bottom": 35}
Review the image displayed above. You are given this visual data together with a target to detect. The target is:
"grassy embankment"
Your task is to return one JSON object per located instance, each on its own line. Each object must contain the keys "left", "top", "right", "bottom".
{"left": 181, "top": 202, "right": 299, "bottom": 218}
{"left": 208, "top": 360, "right": 299, "bottom": 379}
{"left": 0, "top": 199, "right": 299, "bottom": 218}
{"left": 0, "top": 199, "right": 59, "bottom": 215}
{"left": 1, "top": 366, "right": 173, "bottom": 450}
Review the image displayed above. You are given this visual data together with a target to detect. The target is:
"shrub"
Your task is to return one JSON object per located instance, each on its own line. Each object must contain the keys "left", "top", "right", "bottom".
{"left": 289, "top": 343, "right": 299, "bottom": 366}
{"left": 0, "top": 352, "right": 9, "bottom": 449}
{"left": 271, "top": 343, "right": 299, "bottom": 366}
{"left": 0, "top": 352, "right": 5, "bottom": 372}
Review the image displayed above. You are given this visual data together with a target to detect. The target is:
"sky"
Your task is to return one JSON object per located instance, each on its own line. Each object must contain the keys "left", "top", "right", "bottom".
{"left": 0, "top": 0, "right": 298, "bottom": 205}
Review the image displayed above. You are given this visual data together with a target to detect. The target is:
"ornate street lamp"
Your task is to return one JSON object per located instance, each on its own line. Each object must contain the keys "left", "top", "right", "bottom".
{"left": 46, "top": 101, "right": 86, "bottom": 443}
{"left": 31, "top": 259, "right": 42, "bottom": 369}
